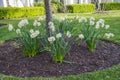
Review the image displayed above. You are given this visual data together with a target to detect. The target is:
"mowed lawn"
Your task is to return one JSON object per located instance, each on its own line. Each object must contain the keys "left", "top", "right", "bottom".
{"left": 0, "top": 10, "right": 120, "bottom": 80}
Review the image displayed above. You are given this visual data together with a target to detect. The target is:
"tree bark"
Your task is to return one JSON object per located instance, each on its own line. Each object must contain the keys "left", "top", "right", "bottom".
{"left": 44, "top": 0, "right": 52, "bottom": 36}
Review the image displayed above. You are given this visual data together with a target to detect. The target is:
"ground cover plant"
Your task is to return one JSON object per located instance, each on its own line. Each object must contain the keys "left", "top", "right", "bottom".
{"left": 0, "top": 10, "right": 120, "bottom": 80}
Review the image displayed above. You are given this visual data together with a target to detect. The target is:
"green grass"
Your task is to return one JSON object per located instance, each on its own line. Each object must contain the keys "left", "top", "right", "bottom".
{"left": 0, "top": 10, "right": 120, "bottom": 80}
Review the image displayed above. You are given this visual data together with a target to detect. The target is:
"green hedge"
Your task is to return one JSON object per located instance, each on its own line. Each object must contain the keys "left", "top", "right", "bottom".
{"left": 100, "top": 2, "right": 120, "bottom": 10}
{"left": 67, "top": 4, "right": 95, "bottom": 13}
{"left": 0, "top": 7, "right": 44, "bottom": 19}
{"left": 34, "top": 2, "right": 64, "bottom": 13}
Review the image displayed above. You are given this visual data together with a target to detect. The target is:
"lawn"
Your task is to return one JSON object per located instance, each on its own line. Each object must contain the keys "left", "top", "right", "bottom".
{"left": 0, "top": 10, "right": 120, "bottom": 80}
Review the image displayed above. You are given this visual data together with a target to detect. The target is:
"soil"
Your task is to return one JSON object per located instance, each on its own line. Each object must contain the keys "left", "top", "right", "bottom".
{"left": 0, "top": 24, "right": 6, "bottom": 27}
{"left": 0, "top": 40, "right": 120, "bottom": 77}
{"left": 93, "top": 11, "right": 112, "bottom": 14}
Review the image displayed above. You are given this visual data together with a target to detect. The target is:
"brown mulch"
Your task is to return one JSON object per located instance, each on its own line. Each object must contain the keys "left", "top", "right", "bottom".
{"left": 93, "top": 11, "right": 112, "bottom": 14}
{"left": 0, "top": 24, "right": 6, "bottom": 27}
{"left": 0, "top": 40, "right": 120, "bottom": 77}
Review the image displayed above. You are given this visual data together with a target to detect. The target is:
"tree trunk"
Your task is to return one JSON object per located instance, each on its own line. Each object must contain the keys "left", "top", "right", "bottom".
{"left": 44, "top": 0, "right": 52, "bottom": 36}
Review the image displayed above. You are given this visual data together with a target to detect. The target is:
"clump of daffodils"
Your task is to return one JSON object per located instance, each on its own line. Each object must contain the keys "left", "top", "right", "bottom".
{"left": 8, "top": 19, "right": 41, "bottom": 57}
{"left": 45, "top": 20, "right": 73, "bottom": 63}
{"left": 78, "top": 16, "right": 114, "bottom": 52}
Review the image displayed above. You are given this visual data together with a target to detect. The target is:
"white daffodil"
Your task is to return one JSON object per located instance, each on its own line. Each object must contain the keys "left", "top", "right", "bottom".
{"left": 16, "top": 29, "right": 21, "bottom": 34}
{"left": 8, "top": 24, "right": 13, "bottom": 31}
{"left": 48, "top": 22, "right": 55, "bottom": 32}
{"left": 105, "top": 33, "right": 114, "bottom": 39}
{"left": 38, "top": 17, "right": 43, "bottom": 21}
{"left": 98, "top": 19, "right": 105, "bottom": 28}
{"left": 90, "top": 17, "right": 95, "bottom": 21}
{"left": 90, "top": 20, "right": 95, "bottom": 26}
{"left": 18, "top": 19, "right": 29, "bottom": 28}
{"left": 48, "top": 36, "right": 56, "bottom": 43}
{"left": 29, "top": 29, "right": 34, "bottom": 33}
{"left": 49, "top": 25, "right": 55, "bottom": 32}
{"left": 35, "top": 30, "right": 40, "bottom": 35}
{"left": 95, "top": 22, "right": 100, "bottom": 29}
{"left": 99, "top": 19, "right": 105, "bottom": 23}
{"left": 30, "top": 33, "right": 37, "bottom": 38}
{"left": 96, "top": 20, "right": 104, "bottom": 28}
{"left": 66, "top": 31, "right": 71, "bottom": 38}
{"left": 48, "top": 21, "right": 54, "bottom": 26}
{"left": 79, "top": 17, "right": 87, "bottom": 23}
{"left": 109, "top": 33, "right": 114, "bottom": 37}
{"left": 78, "top": 34, "right": 84, "bottom": 39}
{"left": 56, "top": 33, "right": 62, "bottom": 38}
{"left": 105, "top": 25, "right": 110, "bottom": 29}
{"left": 59, "top": 17, "right": 65, "bottom": 22}
{"left": 24, "top": 19, "right": 29, "bottom": 24}
{"left": 33, "top": 20, "right": 41, "bottom": 27}
{"left": 30, "top": 30, "right": 40, "bottom": 38}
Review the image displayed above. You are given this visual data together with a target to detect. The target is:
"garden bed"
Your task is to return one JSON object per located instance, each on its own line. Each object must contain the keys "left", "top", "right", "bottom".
{"left": 0, "top": 24, "right": 6, "bottom": 27}
{"left": 0, "top": 40, "right": 120, "bottom": 77}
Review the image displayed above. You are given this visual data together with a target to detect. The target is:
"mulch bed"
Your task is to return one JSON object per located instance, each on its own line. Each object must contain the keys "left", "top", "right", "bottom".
{"left": 93, "top": 11, "right": 112, "bottom": 14}
{"left": 0, "top": 24, "right": 6, "bottom": 27}
{"left": 0, "top": 40, "right": 120, "bottom": 77}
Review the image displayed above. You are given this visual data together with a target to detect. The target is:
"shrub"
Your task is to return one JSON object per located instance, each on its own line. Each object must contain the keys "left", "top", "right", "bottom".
{"left": 51, "top": 3, "right": 58, "bottom": 13}
{"left": 51, "top": 0, "right": 64, "bottom": 13}
{"left": 34, "top": 2, "right": 44, "bottom": 7}
{"left": 67, "top": 4, "right": 95, "bottom": 13}
{"left": 34, "top": 2, "right": 58, "bottom": 13}
{"left": 100, "top": 2, "right": 120, "bottom": 10}
{"left": 34, "top": 1, "right": 64, "bottom": 13}
{"left": 0, "top": 7, "right": 44, "bottom": 19}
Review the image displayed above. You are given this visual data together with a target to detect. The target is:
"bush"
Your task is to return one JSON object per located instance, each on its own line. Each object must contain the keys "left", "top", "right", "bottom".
{"left": 34, "top": 1, "right": 64, "bottom": 13}
{"left": 0, "top": 7, "right": 44, "bottom": 19}
{"left": 34, "top": 2, "right": 44, "bottom": 7}
{"left": 100, "top": 2, "right": 120, "bottom": 11}
{"left": 66, "top": 4, "right": 95, "bottom": 13}
{"left": 34, "top": 2, "right": 58, "bottom": 13}
{"left": 51, "top": 3, "right": 58, "bottom": 13}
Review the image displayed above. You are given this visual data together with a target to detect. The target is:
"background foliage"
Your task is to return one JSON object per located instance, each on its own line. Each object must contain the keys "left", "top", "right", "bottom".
{"left": 100, "top": 2, "right": 120, "bottom": 10}
{"left": 0, "top": 7, "right": 44, "bottom": 19}
{"left": 67, "top": 4, "right": 95, "bottom": 13}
